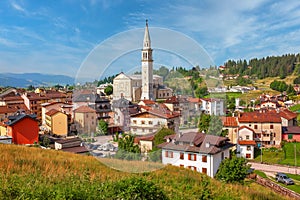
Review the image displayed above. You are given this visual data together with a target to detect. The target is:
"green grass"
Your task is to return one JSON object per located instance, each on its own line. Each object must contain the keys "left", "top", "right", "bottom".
{"left": 289, "top": 104, "right": 300, "bottom": 112}
{"left": 254, "top": 170, "right": 267, "bottom": 178}
{"left": 204, "top": 92, "right": 242, "bottom": 99}
{"left": 0, "top": 144, "right": 289, "bottom": 200}
{"left": 254, "top": 143, "right": 300, "bottom": 166}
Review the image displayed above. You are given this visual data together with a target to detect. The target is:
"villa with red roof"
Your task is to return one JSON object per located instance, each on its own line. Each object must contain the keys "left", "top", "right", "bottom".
{"left": 238, "top": 111, "right": 282, "bottom": 146}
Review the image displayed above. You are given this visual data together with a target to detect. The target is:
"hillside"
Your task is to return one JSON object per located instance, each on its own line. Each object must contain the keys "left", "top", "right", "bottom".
{"left": 0, "top": 144, "right": 289, "bottom": 200}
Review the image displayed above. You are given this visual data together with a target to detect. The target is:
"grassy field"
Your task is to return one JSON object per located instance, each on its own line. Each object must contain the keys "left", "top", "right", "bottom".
{"left": 254, "top": 142, "right": 300, "bottom": 166}
{"left": 0, "top": 144, "right": 289, "bottom": 200}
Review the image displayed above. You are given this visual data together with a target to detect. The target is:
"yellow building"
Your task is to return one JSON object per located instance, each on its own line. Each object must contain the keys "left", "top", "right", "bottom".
{"left": 45, "top": 109, "right": 68, "bottom": 136}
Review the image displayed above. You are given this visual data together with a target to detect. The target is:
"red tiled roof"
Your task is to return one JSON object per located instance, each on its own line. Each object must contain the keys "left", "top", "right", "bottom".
{"left": 0, "top": 104, "right": 28, "bottom": 114}
{"left": 45, "top": 109, "right": 61, "bottom": 116}
{"left": 238, "top": 140, "right": 256, "bottom": 145}
{"left": 140, "top": 99, "right": 156, "bottom": 105}
{"left": 2, "top": 96, "right": 23, "bottom": 101}
{"left": 221, "top": 116, "right": 238, "bottom": 127}
{"left": 238, "top": 111, "right": 281, "bottom": 123}
{"left": 279, "top": 109, "right": 297, "bottom": 120}
{"left": 165, "top": 96, "right": 179, "bottom": 104}
{"left": 187, "top": 97, "right": 201, "bottom": 103}
{"left": 134, "top": 134, "right": 155, "bottom": 144}
{"left": 238, "top": 125, "right": 255, "bottom": 133}
{"left": 74, "top": 105, "right": 96, "bottom": 113}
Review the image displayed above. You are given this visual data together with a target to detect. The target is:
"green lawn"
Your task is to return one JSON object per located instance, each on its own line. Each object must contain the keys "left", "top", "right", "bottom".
{"left": 254, "top": 142, "right": 300, "bottom": 166}
{"left": 204, "top": 92, "right": 242, "bottom": 99}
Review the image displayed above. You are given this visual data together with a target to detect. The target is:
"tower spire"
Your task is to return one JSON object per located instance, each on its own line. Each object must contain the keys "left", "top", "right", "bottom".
{"left": 143, "top": 19, "right": 151, "bottom": 49}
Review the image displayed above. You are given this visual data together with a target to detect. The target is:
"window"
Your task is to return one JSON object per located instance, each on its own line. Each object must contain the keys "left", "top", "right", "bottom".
{"left": 148, "top": 121, "right": 153, "bottom": 125}
{"left": 188, "top": 154, "right": 197, "bottom": 161}
{"left": 180, "top": 164, "right": 184, "bottom": 168}
{"left": 202, "top": 168, "right": 207, "bottom": 174}
{"left": 202, "top": 155, "right": 207, "bottom": 162}
{"left": 165, "top": 151, "right": 173, "bottom": 158}
{"left": 254, "top": 125, "right": 258, "bottom": 129}
{"left": 270, "top": 124, "right": 274, "bottom": 129}
{"left": 141, "top": 120, "right": 145, "bottom": 124}
{"left": 246, "top": 135, "right": 250, "bottom": 140}
{"left": 133, "top": 120, "right": 137, "bottom": 124}
{"left": 247, "top": 146, "right": 251, "bottom": 151}
{"left": 246, "top": 153, "right": 251, "bottom": 158}
{"left": 180, "top": 152, "right": 184, "bottom": 160}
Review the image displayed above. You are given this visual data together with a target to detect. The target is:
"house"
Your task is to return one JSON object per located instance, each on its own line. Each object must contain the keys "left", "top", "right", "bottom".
{"left": 45, "top": 109, "right": 68, "bottom": 136}
{"left": 200, "top": 98, "right": 225, "bottom": 116}
{"left": 5, "top": 114, "right": 39, "bottom": 145}
{"left": 41, "top": 102, "right": 73, "bottom": 126}
{"left": 111, "top": 97, "right": 140, "bottom": 132}
{"left": 134, "top": 134, "right": 155, "bottom": 153}
{"left": 54, "top": 137, "right": 88, "bottom": 154}
{"left": 158, "top": 131, "right": 234, "bottom": 177}
{"left": 73, "top": 106, "right": 97, "bottom": 134}
{"left": 282, "top": 126, "right": 300, "bottom": 142}
{"left": 237, "top": 126, "right": 256, "bottom": 159}
{"left": 238, "top": 111, "right": 282, "bottom": 146}
{"left": 130, "top": 104, "right": 180, "bottom": 135}
{"left": 221, "top": 116, "right": 239, "bottom": 145}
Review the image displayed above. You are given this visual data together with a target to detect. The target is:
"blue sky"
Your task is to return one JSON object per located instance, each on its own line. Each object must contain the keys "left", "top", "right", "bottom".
{"left": 1, "top": 0, "right": 300, "bottom": 80}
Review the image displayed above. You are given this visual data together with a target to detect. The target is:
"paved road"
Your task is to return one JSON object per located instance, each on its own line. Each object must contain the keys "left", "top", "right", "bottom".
{"left": 249, "top": 161, "right": 300, "bottom": 175}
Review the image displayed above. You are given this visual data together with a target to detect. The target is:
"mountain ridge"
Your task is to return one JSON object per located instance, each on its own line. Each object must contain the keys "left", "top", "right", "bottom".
{"left": 0, "top": 73, "right": 74, "bottom": 88}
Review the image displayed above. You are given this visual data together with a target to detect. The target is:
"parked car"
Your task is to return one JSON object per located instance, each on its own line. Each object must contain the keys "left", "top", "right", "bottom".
{"left": 275, "top": 173, "right": 294, "bottom": 185}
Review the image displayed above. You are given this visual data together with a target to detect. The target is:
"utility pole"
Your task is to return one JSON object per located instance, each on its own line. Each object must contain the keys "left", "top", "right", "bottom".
{"left": 295, "top": 143, "right": 297, "bottom": 174}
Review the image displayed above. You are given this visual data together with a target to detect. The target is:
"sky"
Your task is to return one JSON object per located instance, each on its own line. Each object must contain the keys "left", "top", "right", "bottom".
{"left": 1, "top": 0, "right": 300, "bottom": 80}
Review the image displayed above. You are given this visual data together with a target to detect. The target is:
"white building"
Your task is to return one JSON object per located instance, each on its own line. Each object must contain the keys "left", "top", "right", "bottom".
{"left": 130, "top": 104, "right": 180, "bottom": 135}
{"left": 112, "top": 21, "right": 172, "bottom": 102}
{"left": 158, "top": 132, "right": 234, "bottom": 177}
{"left": 237, "top": 126, "right": 256, "bottom": 159}
{"left": 200, "top": 98, "right": 225, "bottom": 116}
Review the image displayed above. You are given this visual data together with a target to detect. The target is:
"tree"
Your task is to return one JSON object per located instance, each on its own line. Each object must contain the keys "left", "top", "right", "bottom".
{"left": 27, "top": 85, "right": 35, "bottom": 91}
{"left": 98, "top": 119, "right": 108, "bottom": 135}
{"left": 198, "top": 113, "right": 211, "bottom": 133}
{"left": 153, "top": 128, "right": 175, "bottom": 150}
{"left": 115, "top": 134, "right": 141, "bottom": 160}
{"left": 216, "top": 156, "right": 250, "bottom": 183}
{"left": 207, "top": 115, "right": 223, "bottom": 136}
{"left": 104, "top": 85, "right": 113, "bottom": 96}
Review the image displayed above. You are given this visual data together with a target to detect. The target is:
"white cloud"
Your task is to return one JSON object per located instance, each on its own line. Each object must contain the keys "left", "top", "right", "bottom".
{"left": 10, "top": 1, "right": 26, "bottom": 13}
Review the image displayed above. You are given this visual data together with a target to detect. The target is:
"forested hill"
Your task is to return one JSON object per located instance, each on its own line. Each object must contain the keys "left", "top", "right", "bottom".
{"left": 223, "top": 53, "right": 300, "bottom": 79}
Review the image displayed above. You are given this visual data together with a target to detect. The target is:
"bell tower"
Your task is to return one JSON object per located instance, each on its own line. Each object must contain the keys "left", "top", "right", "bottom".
{"left": 141, "top": 20, "right": 154, "bottom": 100}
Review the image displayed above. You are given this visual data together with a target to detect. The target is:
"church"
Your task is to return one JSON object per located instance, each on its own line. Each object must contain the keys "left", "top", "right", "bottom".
{"left": 113, "top": 21, "right": 173, "bottom": 102}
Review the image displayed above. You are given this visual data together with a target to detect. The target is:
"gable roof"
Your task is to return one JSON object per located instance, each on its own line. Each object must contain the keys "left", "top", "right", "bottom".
{"left": 158, "top": 132, "right": 233, "bottom": 155}
{"left": 279, "top": 109, "right": 297, "bottom": 120}
{"left": 5, "top": 114, "right": 37, "bottom": 126}
{"left": 238, "top": 125, "right": 255, "bottom": 133}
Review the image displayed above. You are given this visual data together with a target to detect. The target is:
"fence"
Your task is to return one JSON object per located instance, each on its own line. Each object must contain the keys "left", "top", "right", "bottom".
{"left": 256, "top": 175, "right": 300, "bottom": 199}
